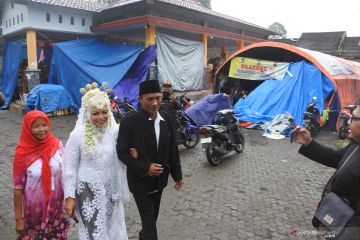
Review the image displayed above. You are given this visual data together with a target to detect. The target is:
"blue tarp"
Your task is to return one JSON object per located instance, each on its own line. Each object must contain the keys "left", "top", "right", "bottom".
{"left": 233, "top": 61, "right": 335, "bottom": 126}
{"left": 25, "top": 84, "right": 75, "bottom": 113}
{"left": 1, "top": 40, "right": 23, "bottom": 109}
{"left": 185, "top": 94, "right": 233, "bottom": 127}
{"left": 113, "top": 45, "right": 156, "bottom": 106}
{"left": 48, "top": 38, "right": 143, "bottom": 108}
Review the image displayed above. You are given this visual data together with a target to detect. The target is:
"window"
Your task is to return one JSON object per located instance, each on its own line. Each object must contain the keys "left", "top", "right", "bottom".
{"left": 11, "top": 3, "right": 14, "bottom": 9}
{"left": 70, "top": 17, "right": 74, "bottom": 25}
{"left": 59, "top": 15, "right": 62, "bottom": 23}
{"left": 13, "top": 17, "right": 15, "bottom": 25}
{"left": 5, "top": 20, "right": 8, "bottom": 28}
{"left": 46, "top": 13, "right": 50, "bottom": 22}
{"left": 82, "top": 18, "right": 85, "bottom": 26}
{"left": 17, "top": 15, "right": 19, "bottom": 24}
{"left": 21, "top": 13, "right": 23, "bottom": 22}
{"left": 9, "top": 18, "right": 11, "bottom": 27}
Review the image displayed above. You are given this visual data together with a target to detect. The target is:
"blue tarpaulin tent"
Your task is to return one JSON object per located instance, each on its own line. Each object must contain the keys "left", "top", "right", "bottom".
{"left": 25, "top": 84, "right": 75, "bottom": 113}
{"left": 233, "top": 61, "right": 334, "bottom": 125}
{"left": 185, "top": 93, "right": 233, "bottom": 127}
{"left": 48, "top": 38, "right": 143, "bottom": 108}
{"left": 113, "top": 45, "right": 156, "bottom": 107}
{"left": 1, "top": 40, "right": 23, "bottom": 109}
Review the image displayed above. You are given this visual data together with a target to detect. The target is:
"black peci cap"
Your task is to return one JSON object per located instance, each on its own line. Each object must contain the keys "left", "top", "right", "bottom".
{"left": 139, "top": 80, "right": 161, "bottom": 96}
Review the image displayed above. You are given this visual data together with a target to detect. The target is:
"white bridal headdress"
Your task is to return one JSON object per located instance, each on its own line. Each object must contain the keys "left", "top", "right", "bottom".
{"left": 76, "top": 82, "right": 117, "bottom": 156}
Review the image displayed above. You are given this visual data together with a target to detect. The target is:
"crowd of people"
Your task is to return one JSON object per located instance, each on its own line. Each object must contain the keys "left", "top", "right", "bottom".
{"left": 11, "top": 77, "right": 360, "bottom": 240}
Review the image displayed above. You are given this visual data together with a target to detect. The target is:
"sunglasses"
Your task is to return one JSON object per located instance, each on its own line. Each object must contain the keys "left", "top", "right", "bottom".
{"left": 162, "top": 84, "right": 172, "bottom": 88}
{"left": 350, "top": 115, "right": 360, "bottom": 123}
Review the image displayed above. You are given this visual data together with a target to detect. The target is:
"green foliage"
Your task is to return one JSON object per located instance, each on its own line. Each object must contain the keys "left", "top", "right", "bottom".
{"left": 268, "top": 22, "right": 287, "bottom": 39}
{"left": 198, "top": 0, "right": 211, "bottom": 9}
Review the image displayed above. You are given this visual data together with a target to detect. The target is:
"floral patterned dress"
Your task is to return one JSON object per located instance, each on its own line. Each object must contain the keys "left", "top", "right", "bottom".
{"left": 13, "top": 144, "right": 69, "bottom": 240}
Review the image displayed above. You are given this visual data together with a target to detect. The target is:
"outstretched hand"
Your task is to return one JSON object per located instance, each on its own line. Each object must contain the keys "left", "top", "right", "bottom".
{"left": 293, "top": 126, "right": 312, "bottom": 146}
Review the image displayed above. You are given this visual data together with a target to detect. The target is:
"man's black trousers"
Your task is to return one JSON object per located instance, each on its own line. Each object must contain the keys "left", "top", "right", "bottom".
{"left": 133, "top": 190, "right": 163, "bottom": 240}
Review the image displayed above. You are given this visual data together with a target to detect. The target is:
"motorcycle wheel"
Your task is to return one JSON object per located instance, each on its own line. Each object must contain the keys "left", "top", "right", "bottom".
{"left": 234, "top": 133, "right": 245, "bottom": 153}
{"left": 206, "top": 143, "right": 221, "bottom": 166}
{"left": 183, "top": 131, "right": 200, "bottom": 149}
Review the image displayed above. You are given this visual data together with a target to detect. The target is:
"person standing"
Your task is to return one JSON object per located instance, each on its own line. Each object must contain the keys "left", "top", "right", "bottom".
{"left": 13, "top": 110, "right": 69, "bottom": 239}
{"left": 293, "top": 105, "right": 360, "bottom": 239}
{"left": 160, "top": 80, "right": 181, "bottom": 128}
{"left": 63, "top": 86, "right": 130, "bottom": 240}
{"left": 117, "top": 80, "right": 183, "bottom": 240}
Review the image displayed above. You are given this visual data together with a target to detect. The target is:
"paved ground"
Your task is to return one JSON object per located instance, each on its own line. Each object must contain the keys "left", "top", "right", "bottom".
{"left": 0, "top": 110, "right": 346, "bottom": 240}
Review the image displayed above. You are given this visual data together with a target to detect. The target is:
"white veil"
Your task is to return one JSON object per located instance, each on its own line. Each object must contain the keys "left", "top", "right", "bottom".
{"left": 74, "top": 95, "right": 130, "bottom": 202}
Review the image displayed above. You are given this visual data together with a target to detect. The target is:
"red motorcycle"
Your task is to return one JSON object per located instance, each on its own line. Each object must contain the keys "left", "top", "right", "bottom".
{"left": 179, "top": 94, "right": 192, "bottom": 110}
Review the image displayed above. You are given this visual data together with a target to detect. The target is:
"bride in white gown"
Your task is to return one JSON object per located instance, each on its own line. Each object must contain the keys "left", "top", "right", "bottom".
{"left": 63, "top": 85, "right": 130, "bottom": 240}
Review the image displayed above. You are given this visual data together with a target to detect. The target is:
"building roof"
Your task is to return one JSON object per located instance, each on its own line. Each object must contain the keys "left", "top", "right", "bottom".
{"left": 155, "top": 0, "right": 269, "bottom": 31}
{"left": 20, "top": 0, "right": 270, "bottom": 32}
{"left": 340, "top": 37, "right": 360, "bottom": 58}
{"left": 21, "top": 0, "right": 106, "bottom": 12}
{"left": 294, "top": 31, "right": 346, "bottom": 54}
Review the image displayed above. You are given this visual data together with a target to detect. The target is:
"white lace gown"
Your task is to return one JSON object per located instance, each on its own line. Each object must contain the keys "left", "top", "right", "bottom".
{"left": 63, "top": 126, "right": 129, "bottom": 240}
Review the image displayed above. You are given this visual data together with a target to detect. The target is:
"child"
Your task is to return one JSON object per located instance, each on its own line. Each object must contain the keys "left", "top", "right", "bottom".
{"left": 13, "top": 110, "right": 69, "bottom": 239}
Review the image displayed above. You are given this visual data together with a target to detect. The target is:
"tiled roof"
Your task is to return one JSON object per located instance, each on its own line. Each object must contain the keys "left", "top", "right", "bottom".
{"left": 106, "top": 0, "right": 143, "bottom": 8}
{"left": 156, "top": 0, "right": 269, "bottom": 31}
{"left": 340, "top": 37, "right": 360, "bottom": 58}
{"left": 295, "top": 31, "right": 346, "bottom": 53}
{"left": 24, "top": 0, "right": 270, "bottom": 32}
{"left": 24, "top": 0, "right": 105, "bottom": 12}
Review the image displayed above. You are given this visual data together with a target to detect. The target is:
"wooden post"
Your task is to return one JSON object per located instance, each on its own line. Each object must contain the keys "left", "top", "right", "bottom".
{"left": 145, "top": 24, "right": 156, "bottom": 47}
{"left": 202, "top": 33, "right": 208, "bottom": 67}
{"left": 26, "top": 30, "right": 38, "bottom": 70}
{"left": 237, "top": 39, "right": 244, "bottom": 50}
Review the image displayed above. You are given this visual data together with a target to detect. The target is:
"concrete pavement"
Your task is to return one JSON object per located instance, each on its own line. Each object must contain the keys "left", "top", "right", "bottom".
{"left": 0, "top": 110, "right": 342, "bottom": 239}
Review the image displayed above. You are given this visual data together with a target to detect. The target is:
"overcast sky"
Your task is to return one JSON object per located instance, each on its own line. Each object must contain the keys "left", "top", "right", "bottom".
{"left": 211, "top": 0, "right": 360, "bottom": 38}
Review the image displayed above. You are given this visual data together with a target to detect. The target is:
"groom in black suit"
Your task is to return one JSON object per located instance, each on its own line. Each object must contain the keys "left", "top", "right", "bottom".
{"left": 117, "top": 80, "right": 183, "bottom": 240}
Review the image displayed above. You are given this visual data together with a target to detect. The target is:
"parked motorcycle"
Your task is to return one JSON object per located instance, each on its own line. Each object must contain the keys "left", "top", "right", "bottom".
{"left": 338, "top": 104, "right": 357, "bottom": 139}
{"left": 109, "top": 94, "right": 136, "bottom": 123}
{"left": 179, "top": 93, "right": 193, "bottom": 110}
{"left": 303, "top": 97, "right": 321, "bottom": 135}
{"left": 176, "top": 109, "right": 200, "bottom": 149}
{"left": 200, "top": 109, "right": 245, "bottom": 166}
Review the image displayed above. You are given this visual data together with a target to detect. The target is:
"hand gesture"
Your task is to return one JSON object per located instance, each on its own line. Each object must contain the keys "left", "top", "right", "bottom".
{"left": 147, "top": 163, "right": 164, "bottom": 177}
{"left": 174, "top": 180, "right": 183, "bottom": 191}
{"left": 15, "top": 218, "right": 26, "bottom": 236}
{"left": 293, "top": 126, "right": 312, "bottom": 146}
{"left": 64, "top": 197, "right": 76, "bottom": 217}
{"left": 129, "top": 148, "right": 138, "bottom": 159}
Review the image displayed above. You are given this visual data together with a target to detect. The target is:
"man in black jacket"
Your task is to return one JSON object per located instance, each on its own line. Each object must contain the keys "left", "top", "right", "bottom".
{"left": 293, "top": 105, "right": 360, "bottom": 240}
{"left": 117, "top": 80, "right": 183, "bottom": 240}
{"left": 160, "top": 80, "right": 181, "bottom": 128}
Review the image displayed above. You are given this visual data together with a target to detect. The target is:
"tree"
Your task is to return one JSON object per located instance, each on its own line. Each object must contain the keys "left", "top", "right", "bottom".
{"left": 198, "top": 0, "right": 211, "bottom": 9}
{"left": 268, "top": 22, "right": 287, "bottom": 39}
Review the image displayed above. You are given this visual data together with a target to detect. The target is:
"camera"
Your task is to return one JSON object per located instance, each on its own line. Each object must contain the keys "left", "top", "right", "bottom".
{"left": 163, "top": 91, "right": 170, "bottom": 101}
